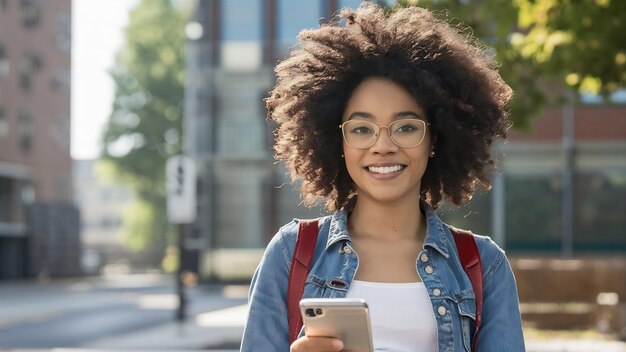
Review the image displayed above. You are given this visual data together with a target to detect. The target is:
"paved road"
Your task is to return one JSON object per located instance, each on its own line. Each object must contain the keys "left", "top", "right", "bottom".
{"left": 0, "top": 274, "right": 246, "bottom": 349}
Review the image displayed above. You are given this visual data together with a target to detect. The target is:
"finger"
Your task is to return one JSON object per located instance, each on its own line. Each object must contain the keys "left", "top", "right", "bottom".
{"left": 290, "top": 335, "right": 344, "bottom": 351}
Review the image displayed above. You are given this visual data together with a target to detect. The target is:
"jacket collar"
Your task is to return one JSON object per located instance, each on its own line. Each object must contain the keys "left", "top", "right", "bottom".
{"left": 422, "top": 202, "right": 451, "bottom": 258}
{"left": 326, "top": 210, "right": 351, "bottom": 249}
{"left": 325, "top": 201, "right": 451, "bottom": 258}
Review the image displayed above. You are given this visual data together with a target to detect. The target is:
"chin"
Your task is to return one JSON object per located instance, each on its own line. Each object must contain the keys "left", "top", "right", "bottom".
{"left": 363, "top": 190, "right": 419, "bottom": 205}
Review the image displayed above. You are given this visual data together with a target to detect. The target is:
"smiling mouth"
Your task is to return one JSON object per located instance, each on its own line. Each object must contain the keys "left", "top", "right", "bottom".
{"left": 366, "top": 165, "right": 406, "bottom": 174}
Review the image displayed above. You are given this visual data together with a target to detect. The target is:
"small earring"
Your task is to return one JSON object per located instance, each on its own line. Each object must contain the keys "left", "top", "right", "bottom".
{"left": 341, "top": 154, "right": 345, "bottom": 159}
{"left": 429, "top": 150, "right": 435, "bottom": 158}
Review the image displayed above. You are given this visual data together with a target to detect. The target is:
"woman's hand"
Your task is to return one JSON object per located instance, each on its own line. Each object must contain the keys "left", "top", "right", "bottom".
{"left": 290, "top": 335, "right": 344, "bottom": 351}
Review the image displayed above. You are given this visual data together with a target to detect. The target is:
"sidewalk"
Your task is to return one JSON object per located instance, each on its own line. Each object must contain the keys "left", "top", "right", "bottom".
{"left": 79, "top": 304, "right": 247, "bottom": 351}
{"left": 71, "top": 281, "right": 249, "bottom": 351}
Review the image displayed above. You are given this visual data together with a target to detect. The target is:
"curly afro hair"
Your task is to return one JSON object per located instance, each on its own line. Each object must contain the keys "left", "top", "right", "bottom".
{"left": 267, "top": 2, "right": 513, "bottom": 212}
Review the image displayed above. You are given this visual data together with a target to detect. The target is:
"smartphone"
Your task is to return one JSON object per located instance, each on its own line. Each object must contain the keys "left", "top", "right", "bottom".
{"left": 299, "top": 298, "right": 373, "bottom": 352}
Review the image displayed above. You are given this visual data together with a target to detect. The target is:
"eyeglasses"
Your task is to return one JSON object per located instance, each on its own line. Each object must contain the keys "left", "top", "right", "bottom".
{"left": 339, "top": 119, "right": 430, "bottom": 149}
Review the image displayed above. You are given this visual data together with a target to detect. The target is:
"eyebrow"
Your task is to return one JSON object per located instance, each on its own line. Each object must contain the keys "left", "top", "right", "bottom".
{"left": 347, "top": 111, "right": 425, "bottom": 120}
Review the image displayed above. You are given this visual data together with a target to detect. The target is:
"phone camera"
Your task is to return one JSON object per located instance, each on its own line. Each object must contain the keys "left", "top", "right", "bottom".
{"left": 305, "top": 308, "right": 325, "bottom": 317}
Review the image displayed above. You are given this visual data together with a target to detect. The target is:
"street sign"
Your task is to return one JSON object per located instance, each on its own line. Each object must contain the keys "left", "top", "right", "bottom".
{"left": 166, "top": 155, "right": 197, "bottom": 224}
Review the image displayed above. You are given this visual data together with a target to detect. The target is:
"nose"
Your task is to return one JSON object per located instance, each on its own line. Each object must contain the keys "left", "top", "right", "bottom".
{"left": 370, "top": 127, "right": 398, "bottom": 154}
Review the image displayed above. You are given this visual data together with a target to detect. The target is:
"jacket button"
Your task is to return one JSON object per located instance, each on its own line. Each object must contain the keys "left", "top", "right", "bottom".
{"left": 432, "top": 288, "right": 441, "bottom": 296}
{"left": 420, "top": 253, "right": 429, "bottom": 262}
{"left": 425, "top": 266, "right": 434, "bottom": 274}
{"left": 438, "top": 306, "right": 447, "bottom": 316}
{"left": 343, "top": 246, "right": 352, "bottom": 254}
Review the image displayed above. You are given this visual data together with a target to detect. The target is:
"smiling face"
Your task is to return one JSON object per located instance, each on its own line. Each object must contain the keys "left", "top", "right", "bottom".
{"left": 342, "top": 77, "right": 432, "bottom": 206}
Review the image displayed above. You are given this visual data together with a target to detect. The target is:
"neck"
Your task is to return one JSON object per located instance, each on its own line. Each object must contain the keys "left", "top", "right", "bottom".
{"left": 348, "top": 197, "right": 426, "bottom": 241}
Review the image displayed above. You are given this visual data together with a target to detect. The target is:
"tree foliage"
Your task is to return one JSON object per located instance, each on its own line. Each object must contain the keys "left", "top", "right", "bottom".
{"left": 396, "top": 0, "right": 626, "bottom": 128}
{"left": 100, "top": 0, "right": 188, "bottom": 252}
{"left": 511, "top": 0, "right": 625, "bottom": 95}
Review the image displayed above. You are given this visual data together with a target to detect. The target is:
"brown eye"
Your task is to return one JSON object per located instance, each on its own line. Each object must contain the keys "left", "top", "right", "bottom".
{"left": 351, "top": 126, "right": 373, "bottom": 134}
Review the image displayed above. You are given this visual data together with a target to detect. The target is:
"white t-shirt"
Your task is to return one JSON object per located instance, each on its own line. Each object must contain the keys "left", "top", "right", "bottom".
{"left": 345, "top": 280, "right": 438, "bottom": 352}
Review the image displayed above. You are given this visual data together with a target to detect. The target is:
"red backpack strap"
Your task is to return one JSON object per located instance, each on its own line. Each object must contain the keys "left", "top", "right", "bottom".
{"left": 287, "top": 219, "right": 319, "bottom": 345}
{"left": 450, "top": 226, "right": 483, "bottom": 352}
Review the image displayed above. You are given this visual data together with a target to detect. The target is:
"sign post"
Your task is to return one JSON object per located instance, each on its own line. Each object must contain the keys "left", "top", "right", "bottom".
{"left": 166, "top": 155, "right": 197, "bottom": 322}
{"left": 166, "top": 155, "right": 197, "bottom": 224}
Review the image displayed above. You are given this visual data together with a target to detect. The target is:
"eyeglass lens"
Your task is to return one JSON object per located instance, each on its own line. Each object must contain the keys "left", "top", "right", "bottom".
{"left": 341, "top": 119, "right": 427, "bottom": 149}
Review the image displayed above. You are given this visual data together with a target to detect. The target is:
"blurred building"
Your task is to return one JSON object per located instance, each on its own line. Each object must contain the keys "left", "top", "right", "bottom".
{"left": 0, "top": 0, "right": 76, "bottom": 279}
{"left": 496, "top": 103, "right": 626, "bottom": 253}
{"left": 73, "top": 159, "right": 165, "bottom": 272}
{"left": 184, "top": 0, "right": 626, "bottom": 281}
{"left": 73, "top": 159, "right": 129, "bottom": 274}
{"left": 440, "top": 98, "right": 626, "bottom": 255}
{"left": 184, "top": 0, "right": 363, "bottom": 280}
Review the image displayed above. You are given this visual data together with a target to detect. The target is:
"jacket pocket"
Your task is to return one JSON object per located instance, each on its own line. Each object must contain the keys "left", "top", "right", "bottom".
{"left": 302, "top": 275, "right": 350, "bottom": 298}
{"left": 302, "top": 274, "right": 327, "bottom": 298}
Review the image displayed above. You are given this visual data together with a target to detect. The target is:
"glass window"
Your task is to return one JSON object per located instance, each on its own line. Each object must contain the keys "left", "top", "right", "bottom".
{"left": 221, "top": 0, "right": 261, "bottom": 41}
{"left": 19, "top": 53, "right": 42, "bottom": 91}
{"left": 276, "top": 0, "right": 324, "bottom": 59}
{"left": 218, "top": 118, "right": 264, "bottom": 154}
{"left": 220, "top": 0, "right": 262, "bottom": 70}
{"left": 0, "top": 105, "right": 7, "bottom": 139}
{"left": 216, "top": 180, "right": 264, "bottom": 248}
{"left": 574, "top": 169, "right": 626, "bottom": 251}
{"left": 505, "top": 173, "right": 562, "bottom": 251}
{"left": 0, "top": 177, "right": 24, "bottom": 223}
{"left": 20, "top": 0, "right": 40, "bottom": 28}
{"left": 18, "top": 108, "right": 33, "bottom": 151}
{"left": 0, "top": 43, "right": 8, "bottom": 76}
{"left": 278, "top": 0, "right": 323, "bottom": 45}
{"left": 0, "top": 176, "right": 12, "bottom": 222}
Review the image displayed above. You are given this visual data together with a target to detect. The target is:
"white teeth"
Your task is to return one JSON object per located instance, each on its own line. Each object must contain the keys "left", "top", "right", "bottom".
{"left": 367, "top": 165, "right": 404, "bottom": 174}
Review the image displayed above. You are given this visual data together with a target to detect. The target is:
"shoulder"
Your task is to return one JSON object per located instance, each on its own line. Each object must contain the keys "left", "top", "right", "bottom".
{"left": 446, "top": 225, "right": 508, "bottom": 279}
{"left": 274, "top": 215, "right": 333, "bottom": 244}
{"left": 265, "top": 215, "right": 333, "bottom": 265}
{"left": 470, "top": 232, "right": 511, "bottom": 282}
{"left": 264, "top": 219, "right": 299, "bottom": 267}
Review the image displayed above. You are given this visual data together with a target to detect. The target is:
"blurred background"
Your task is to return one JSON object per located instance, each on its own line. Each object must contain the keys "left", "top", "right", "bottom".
{"left": 0, "top": 0, "right": 625, "bottom": 351}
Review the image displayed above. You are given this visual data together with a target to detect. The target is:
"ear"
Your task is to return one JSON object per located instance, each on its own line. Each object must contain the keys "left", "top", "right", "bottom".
{"left": 429, "top": 132, "right": 437, "bottom": 152}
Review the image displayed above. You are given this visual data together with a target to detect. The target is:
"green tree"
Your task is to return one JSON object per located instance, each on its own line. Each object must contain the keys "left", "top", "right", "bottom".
{"left": 396, "top": 0, "right": 626, "bottom": 128}
{"left": 100, "top": 0, "right": 188, "bottom": 254}
{"left": 511, "top": 0, "right": 625, "bottom": 95}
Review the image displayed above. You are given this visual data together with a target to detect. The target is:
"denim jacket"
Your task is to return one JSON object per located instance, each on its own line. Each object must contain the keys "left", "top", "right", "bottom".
{"left": 241, "top": 205, "right": 525, "bottom": 351}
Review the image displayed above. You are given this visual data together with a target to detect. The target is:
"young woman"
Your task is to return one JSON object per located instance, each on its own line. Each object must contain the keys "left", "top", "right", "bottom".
{"left": 241, "top": 3, "right": 525, "bottom": 351}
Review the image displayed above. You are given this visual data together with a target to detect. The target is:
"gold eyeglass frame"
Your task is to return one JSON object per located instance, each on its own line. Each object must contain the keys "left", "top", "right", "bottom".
{"left": 339, "top": 119, "right": 430, "bottom": 149}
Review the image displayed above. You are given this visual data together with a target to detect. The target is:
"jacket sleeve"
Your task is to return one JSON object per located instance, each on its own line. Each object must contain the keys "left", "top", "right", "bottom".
{"left": 240, "top": 223, "right": 295, "bottom": 351}
{"left": 476, "top": 246, "right": 526, "bottom": 352}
